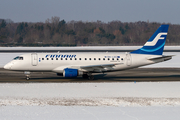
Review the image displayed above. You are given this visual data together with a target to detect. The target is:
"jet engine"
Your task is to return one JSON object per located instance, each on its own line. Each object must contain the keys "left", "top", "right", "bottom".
{"left": 63, "top": 68, "right": 83, "bottom": 77}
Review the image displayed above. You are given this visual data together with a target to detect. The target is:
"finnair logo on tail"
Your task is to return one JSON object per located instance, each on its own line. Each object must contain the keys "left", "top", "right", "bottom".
{"left": 144, "top": 33, "right": 167, "bottom": 46}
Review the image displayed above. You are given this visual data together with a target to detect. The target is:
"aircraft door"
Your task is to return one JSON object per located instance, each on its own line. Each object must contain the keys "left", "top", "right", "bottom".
{"left": 31, "top": 53, "right": 38, "bottom": 66}
{"left": 126, "top": 53, "right": 132, "bottom": 66}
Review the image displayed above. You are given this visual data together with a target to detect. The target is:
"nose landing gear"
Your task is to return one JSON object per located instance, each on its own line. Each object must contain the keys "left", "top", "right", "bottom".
{"left": 26, "top": 75, "right": 30, "bottom": 80}
{"left": 24, "top": 71, "right": 30, "bottom": 80}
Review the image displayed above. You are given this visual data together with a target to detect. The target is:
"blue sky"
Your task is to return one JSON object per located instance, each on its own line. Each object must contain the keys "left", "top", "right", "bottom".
{"left": 0, "top": 0, "right": 179, "bottom": 24}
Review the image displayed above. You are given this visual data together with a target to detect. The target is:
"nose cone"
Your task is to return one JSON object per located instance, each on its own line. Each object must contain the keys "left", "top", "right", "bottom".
{"left": 4, "top": 63, "right": 11, "bottom": 70}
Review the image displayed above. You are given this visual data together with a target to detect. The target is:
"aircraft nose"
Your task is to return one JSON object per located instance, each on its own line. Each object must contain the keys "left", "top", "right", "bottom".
{"left": 4, "top": 63, "right": 11, "bottom": 70}
{"left": 4, "top": 64, "right": 9, "bottom": 69}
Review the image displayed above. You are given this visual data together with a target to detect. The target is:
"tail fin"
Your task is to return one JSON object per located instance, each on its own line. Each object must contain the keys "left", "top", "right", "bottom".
{"left": 131, "top": 25, "right": 169, "bottom": 55}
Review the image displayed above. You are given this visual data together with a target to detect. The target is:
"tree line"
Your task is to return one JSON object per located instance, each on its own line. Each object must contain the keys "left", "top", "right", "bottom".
{"left": 0, "top": 17, "right": 180, "bottom": 47}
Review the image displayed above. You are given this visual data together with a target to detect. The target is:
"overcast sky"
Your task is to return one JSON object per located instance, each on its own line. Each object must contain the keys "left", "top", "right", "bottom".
{"left": 0, "top": 0, "right": 179, "bottom": 24}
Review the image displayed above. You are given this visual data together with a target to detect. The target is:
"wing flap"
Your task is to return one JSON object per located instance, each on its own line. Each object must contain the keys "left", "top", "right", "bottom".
{"left": 79, "top": 63, "right": 123, "bottom": 72}
{"left": 80, "top": 63, "right": 122, "bottom": 68}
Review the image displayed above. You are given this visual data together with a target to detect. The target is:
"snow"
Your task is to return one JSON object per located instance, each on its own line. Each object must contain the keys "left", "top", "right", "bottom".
{"left": 0, "top": 82, "right": 180, "bottom": 106}
{"left": 0, "top": 46, "right": 180, "bottom": 50}
{"left": 1, "top": 46, "right": 180, "bottom": 119}
{"left": 1, "top": 106, "right": 180, "bottom": 120}
{"left": 0, "top": 82, "right": 180, "bottom": 119}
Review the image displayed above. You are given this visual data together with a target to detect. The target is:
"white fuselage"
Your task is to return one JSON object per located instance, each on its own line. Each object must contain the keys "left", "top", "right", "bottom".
{"left": 4, "top": 52, "right": 163, "bottom": 74}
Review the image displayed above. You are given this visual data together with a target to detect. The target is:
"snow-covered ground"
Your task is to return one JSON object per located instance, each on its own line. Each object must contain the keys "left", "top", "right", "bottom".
{"left": 0, "top": 46, "right": 141, "bottom": 50}
{"left": 1, "top": 46, "right": 180, "bottom": 119}
{"left": 1, "top": 82, "right": 180, "bottom": 106}
{"left": 0, "top": 52, "right": 179, "bottom": 68}
{"left": 0, "top": 82, "right": 180, "bottom": 119}
{"left": 0, "top": 46, "right": 180, "bottom": 50}
{"left": 1, "top": 106, "right": 180, "bottom": 120}
{"left": 1, "top": 82, "right": 180, "bottom": 99}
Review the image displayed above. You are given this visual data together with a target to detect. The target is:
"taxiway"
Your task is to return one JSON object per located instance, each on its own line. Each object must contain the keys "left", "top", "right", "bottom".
{"left": 0, "top": 68, "right": 180, "bottom": 82}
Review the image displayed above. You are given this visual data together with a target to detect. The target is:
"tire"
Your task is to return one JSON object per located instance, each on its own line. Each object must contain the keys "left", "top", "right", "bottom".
{"left": 26, "top": 76, "right": 30, "bottom": 80}
{"left": 88, "top": 75, "right": 94, "bottom": 80}
{"left": 83, "top": 74, "right": 89, "bottom": 79}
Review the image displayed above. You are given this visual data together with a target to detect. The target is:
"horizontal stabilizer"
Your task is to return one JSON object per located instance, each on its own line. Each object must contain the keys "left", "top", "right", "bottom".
{"left": 147, "top": 55, "right": 174, "bottom": 61}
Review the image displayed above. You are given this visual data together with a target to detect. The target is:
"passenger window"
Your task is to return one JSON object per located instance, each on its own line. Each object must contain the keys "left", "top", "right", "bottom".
{"left": 103, "top": 58, "right": 105, "bottom": 60}
{"left": 70, "top": 58, "right": 72, "bottom": 60}
{"left": 117, "top": 58, "right": 119, "bottom": 60}
{"left": 99, "top": 58, "right": 101, "bottom": 60}
{"left": 65, "top": 58, "right": 67, "bottom": 60}
{"left": 47, "top": 58, "right": 49, "bottom": 60}
{"left": 94, "top": 58, "right": 96, "bottom": 60}
{"left": 51, "top": 58, "right": 53, "bottom": 60}
{"left": 85, "top": 58, "right": 87, "bottom": 60}
{"left": 79, "top": 58, "right": 81, "bottom": 60}
{"left": 112, "top": 58, "right": 114, "bottom": 60}
{"left": 42, "top": 58, "right": 44, "bottom": 60}
{"left": 108, "top": 58, "right": 110, "bottom": 60}
{"left": 56, "top": 58, "right": 58, "bottom": 60}
{"left": 75, "top": 58, "right": 77, "bottom": 60}
{"left": 61, "top": 58, "right": 63, "bottom": 60}
{"left": 121, "top": 58, "right": 123, "bottom": 60}
{"left": 89, "top": 58, "right": 91, "bottom": 60}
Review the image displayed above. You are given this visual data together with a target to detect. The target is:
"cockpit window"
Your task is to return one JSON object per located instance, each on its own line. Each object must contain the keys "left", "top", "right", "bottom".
{"left": 13, "top": 56, "right": 23, "bottom": 60}
{"left": 13, "top": 56, "right": 19, "bottom": 60}
{"left": 19, "top": 57, "right": 23, "bottom": 60}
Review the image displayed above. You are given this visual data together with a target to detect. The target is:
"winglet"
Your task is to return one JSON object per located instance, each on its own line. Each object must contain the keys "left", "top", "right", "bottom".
{"left": 131, "top": 25, "right": 169, "bottom": 55}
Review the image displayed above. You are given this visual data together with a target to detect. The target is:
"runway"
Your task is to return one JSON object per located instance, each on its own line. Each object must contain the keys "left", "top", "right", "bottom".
{"left": 0, "top": 68, "right": 180, "bottom": 82}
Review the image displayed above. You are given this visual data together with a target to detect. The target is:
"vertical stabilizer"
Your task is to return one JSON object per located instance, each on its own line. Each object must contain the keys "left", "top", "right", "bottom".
{"left": 131, "top": 25, "right": 169, "bottom": 55}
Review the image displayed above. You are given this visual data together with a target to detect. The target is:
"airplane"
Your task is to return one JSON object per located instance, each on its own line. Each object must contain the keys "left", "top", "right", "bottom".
{"left": 4, "top": 25, "right": 173, "bottom": 80}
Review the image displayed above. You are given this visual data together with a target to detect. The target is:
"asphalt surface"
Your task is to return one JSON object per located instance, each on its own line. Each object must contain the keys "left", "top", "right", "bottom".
{"left": 0, "top": 68, "right": 180, "bottom": 82}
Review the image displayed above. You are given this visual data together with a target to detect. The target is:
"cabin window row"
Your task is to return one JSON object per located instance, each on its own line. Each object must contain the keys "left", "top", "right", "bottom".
{"left": 42, "top": 58, "right": 123, "bottom": 61}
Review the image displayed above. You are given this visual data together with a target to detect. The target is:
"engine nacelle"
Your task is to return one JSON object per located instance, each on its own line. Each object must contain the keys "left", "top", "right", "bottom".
{"left": 63, "top": 68, "right": 83, "bottom": 77}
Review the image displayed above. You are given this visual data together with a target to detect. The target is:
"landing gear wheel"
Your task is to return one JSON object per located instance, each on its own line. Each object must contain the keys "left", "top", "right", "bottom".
{"left": 24, "top": 71, "right": 31, "bottom": 80}
{"left": 88, "top": 75, "right": 94, "bottom": 80}
{"left": 26, "top": 75, "right": 30, "bottom": 80}
{"left": 83, "top": 74, "right": 89, "bottom": 79}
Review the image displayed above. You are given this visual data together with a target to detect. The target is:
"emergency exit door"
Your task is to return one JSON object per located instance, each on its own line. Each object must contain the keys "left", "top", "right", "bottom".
{"left": 126, "top": 53, "right": 132, "bottom": 66}
{"left": 31, "top": 53, "right": 38, "bottom": 66}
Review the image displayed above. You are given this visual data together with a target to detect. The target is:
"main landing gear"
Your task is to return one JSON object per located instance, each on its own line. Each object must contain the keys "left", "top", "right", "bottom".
{"left": 83, "top": 73, "right": 94, "bottom": 80}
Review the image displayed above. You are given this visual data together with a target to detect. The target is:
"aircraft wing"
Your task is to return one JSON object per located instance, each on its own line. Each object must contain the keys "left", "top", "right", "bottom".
{"left": 53, "top": 63, "right": 123, "bottom": 73}
{"left": 71, "top": 63, "right": 123, "bottom": 72}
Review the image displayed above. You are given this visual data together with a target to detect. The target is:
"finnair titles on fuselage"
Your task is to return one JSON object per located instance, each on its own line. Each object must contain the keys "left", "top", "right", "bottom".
{"left": 4, "top": 25, "right": 173, "bottom": 80}
{"left": 44, "top": 54, "right": 120, "bottom": 59}
{"left": 45, "top": 54, "right": 77, "bottom": 58}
